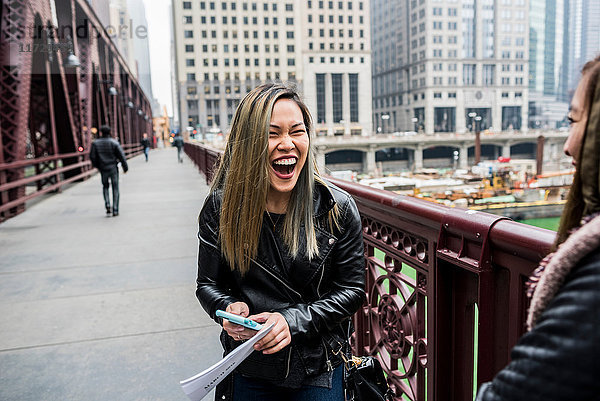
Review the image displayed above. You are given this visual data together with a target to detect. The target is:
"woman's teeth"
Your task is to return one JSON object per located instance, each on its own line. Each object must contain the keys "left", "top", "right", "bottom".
{"left": 273, "top": 158, "right": 297, "bottom": 175}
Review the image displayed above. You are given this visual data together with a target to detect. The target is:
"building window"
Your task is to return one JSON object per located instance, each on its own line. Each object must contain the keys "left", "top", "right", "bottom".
{"left": 186, "top": 58, "right": 195, "bottom": 66}
{"left": 184, "top": 30, "right": 193, "bottom": 38}
{"left": 185, "top": 45, "right": 194, "bottom": 52}
{"left": 186, "top": 73, "right": 196, "bottom": 81}
{"left": 502, "top": 106, "right": 521, "bottom": 130}
{"left": 184, "top": 16, "right": 192, "bottom": 23}
{"left": 316, "top": 74, "right": 326, "bottom": 123}
{"left": 332, "top": 74, "right": 343, "bottom": 122}
{"left": 463, "top": 64, "right": 476, "bottom": 85}
{"left": 349, "top": 74, "right": 359, "bottom": 122}
{"left": 483, "top": 64, "right": 495, "bottom": 85}
{"left": 183, "top": 1, "right": 191, "bottom": 9}
{"left": 434, "top": 107, "right": 455, "bottom": 132}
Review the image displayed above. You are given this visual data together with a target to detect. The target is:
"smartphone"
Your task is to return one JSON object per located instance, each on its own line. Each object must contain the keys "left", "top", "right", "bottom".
{"left": 216, "top": 310, "right": 263, "bottom": 330}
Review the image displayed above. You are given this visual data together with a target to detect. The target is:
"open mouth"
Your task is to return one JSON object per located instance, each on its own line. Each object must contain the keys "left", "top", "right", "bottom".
{"left": 271, "top": 157, "right": 297, "bottom": 179}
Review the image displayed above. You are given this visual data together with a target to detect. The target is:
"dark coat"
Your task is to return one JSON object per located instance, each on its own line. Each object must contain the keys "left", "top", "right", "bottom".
{"left": 89, "top": 136, "right": 128, "bottom": 172}
{"left": 196, "top": 180, "right": 365, "bottom": 399}
{"left": 476, "top": 249, "right": 600, "bottom": 401}
{"left": 173, "top": 136, "right": 184, "bottom": 149}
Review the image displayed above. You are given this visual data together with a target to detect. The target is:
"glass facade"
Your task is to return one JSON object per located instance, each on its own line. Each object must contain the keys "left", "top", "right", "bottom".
{"left": 482, "top": 0, "right": 494, "bottom": 58}
{"left": 461, "top": 0, "right": 476, "bottom": 58}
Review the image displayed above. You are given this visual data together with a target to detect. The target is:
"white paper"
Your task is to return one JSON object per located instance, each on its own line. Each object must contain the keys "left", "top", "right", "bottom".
{"left": 180, "top": 323, "right": 274, "bottom": 401}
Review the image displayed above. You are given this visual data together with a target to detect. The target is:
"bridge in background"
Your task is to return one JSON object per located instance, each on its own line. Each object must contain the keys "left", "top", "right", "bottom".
{"left": 314, "top": 130, "right": 569, "bottom": 173}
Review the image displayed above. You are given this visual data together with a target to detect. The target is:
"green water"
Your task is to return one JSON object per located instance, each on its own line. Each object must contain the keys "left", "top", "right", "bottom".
{"left": 516, "top": 216, "right": 560, "bottom": 231}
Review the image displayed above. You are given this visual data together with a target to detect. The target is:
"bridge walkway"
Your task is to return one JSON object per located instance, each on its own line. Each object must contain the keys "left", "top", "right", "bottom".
{"left": 0, "top": 147, "right": 221, "bottom": 401}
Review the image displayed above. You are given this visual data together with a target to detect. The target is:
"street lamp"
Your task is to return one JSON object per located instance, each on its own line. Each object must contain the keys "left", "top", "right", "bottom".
{"left": 468, "top": 112, "right": 477, "bottom": 133}
{"left": 64, "top": 35, "right": 80, "bottom": 68}
{"left": 411, "top": 117, "right": 418, "bottom": 132}
{"left": 474, "top": 115, "right": 482, "bottom": 132}
{"left": 381, "top": 114, "right": 390, "bottom": 133}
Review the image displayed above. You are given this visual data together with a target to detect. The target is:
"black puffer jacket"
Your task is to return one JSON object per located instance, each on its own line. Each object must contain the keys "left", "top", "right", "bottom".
{"left": 476, "top": 250, "right": 600, "bottom": 401}
{"left": 196, "top": 180, "right": 365, "bottom": 393}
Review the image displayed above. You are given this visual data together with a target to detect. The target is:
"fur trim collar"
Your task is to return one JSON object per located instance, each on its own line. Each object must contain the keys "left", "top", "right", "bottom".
{"left": 527, "top": 214, "right": 600, "bottom": 330}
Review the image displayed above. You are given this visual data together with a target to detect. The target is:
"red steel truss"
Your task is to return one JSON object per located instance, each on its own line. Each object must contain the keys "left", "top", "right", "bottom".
{"left": 0, "top": 0, "right": 153, "bottom": 221}
{"left": 184, "top": 142, "right": 556, "bottom": 401}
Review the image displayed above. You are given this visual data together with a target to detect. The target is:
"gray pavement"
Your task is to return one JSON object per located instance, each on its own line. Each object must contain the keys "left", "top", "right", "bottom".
{"left": 0, "top": 147, "right": 222, "bottom": 401}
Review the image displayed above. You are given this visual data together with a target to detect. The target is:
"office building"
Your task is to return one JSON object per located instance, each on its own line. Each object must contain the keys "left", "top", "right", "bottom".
{"left": 172, "top": 0, "right": 372, "bottom": 136}
{"left": 567, "top": 0, "right": 600, "bottom": 95}
{"left": 127, "top": 0, "right": 155, "bottom": 103}
{"left": 528, "top": 0, "right": 569, "bottom": 128}
{"left": 371, "top": 0, "right": 529, "bottom": 135}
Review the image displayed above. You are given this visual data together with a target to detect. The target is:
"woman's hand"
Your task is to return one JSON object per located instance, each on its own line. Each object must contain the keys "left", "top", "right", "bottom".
{"left": 249, "top": 312, "right": 291, "bottom": 354}
{"left": 222, "top": 302, "right": 255, "bottom": 342}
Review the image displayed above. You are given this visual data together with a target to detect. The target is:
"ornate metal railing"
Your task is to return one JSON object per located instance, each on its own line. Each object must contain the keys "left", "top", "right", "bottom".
{"left": 184, "top": 141, "right": 556, "bottom": 400}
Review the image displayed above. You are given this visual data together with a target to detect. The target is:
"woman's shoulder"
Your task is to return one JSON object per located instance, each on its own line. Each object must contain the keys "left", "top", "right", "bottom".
{"left": 315, "top": 178, "right": 355, "bottom": 210}
{"left": 198, "top": 189, "right": 223, "bottom": 224}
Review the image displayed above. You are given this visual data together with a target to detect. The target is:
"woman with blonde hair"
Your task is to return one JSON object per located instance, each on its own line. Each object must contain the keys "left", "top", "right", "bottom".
{"left": 196, "top": 84, "right": 365, "bottom": 400}
{"left": 476, "top": 55, "right": 600, "bottom": 400}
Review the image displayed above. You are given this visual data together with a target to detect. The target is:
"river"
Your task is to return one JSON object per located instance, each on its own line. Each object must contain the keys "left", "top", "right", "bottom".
{"left": 516, "top": 216, "right": 560, "bottom": 231}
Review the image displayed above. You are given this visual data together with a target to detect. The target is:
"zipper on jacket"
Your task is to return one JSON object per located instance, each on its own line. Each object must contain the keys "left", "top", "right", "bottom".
{"left": 250, "top": 257, "right": 303, "bottom": 300}
{"left": 316, "top": 263, "right": 326, "bottom": 298}
{"left": 284, "top": 347, "right": 292, "bottom": 378}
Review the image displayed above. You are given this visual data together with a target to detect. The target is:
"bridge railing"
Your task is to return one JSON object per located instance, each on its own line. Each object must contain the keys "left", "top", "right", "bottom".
{"left": 0, "top": 148, "right": 142, "bottom": 222}
{"left": 184, "top": 141, "right": 556, "bottom": 401}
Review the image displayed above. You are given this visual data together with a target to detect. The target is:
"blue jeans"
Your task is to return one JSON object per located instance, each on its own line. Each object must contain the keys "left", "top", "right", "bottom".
{"left": 232, "top": 364, "right": 344, "bottom": 401}
{"left": 143, "top": 146, "right": 149, "bottom": 161}
{"left": 100, "top": 168, "right": 119, "bottom": 212}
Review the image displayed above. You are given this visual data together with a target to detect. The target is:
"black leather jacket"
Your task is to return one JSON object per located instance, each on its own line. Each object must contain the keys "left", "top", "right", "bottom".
{"left": 196, "top": 179, "right": 365, "bottom": 389}
{"left": 476, "top": 250, "right": 600, "bottom": 401}
{"left": 89, "top": 136, "right": 128, "bottom": 172}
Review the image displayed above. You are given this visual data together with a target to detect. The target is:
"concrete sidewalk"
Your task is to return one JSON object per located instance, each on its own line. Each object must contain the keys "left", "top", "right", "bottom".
{"left": 0, "top": 147, "right": 222, "bottom": 401}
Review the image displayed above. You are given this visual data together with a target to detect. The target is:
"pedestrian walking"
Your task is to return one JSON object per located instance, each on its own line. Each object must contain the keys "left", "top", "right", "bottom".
{"left": 89, "top": 125, "right": 128, "bottom": 217}
{"left": 476, "top": 55, "right": 600, "bottom": 400}
{"left": 196, "top": 84, "right": 366, "bottom": 400}
{"left": 173, "top": 133, "right": 184, "bottom": 163}
{"left": 141, "top": 132, "right": 150, "bottom": 162}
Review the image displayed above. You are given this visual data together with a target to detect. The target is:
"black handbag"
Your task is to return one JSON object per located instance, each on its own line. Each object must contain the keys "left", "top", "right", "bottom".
{"left": 329, "top": 341, "right": 394, "bottom": 401}
{"left": 343, "top": 355, "right": 393, "bottom": 401}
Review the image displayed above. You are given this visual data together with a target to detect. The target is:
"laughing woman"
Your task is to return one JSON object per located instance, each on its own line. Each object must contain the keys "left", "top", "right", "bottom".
{"left": 196, "top": 84, "right": 366, "bottom": 401}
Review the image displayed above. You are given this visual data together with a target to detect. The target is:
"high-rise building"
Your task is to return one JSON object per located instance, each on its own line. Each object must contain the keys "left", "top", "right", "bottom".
{"left": 567, "top": 0, "right": 600, "bottom": 95}
{"left": 371, "top": 0, "right": 529, "bottom": 135}
{"left": 108, "top": 0, "right": 136, "bottom": 73}
{"left": 528, "top": 0, "right": 569, "bottom": 128}
{"left": 172, "top": 0, "right": 372, "bottom": 136}
{"left": 127, "top": 0, "right": 154, "bottom": 105}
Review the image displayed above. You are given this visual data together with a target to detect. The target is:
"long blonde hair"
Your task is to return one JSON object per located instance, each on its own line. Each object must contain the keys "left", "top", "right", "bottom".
{"left": 211, "top": 84, "right": 327, "bottom": 274}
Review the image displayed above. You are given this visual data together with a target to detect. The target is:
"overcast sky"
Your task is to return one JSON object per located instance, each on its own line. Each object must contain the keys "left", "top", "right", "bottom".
{"left": 143, "top": 0, "right": 173, "bottom": 117}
